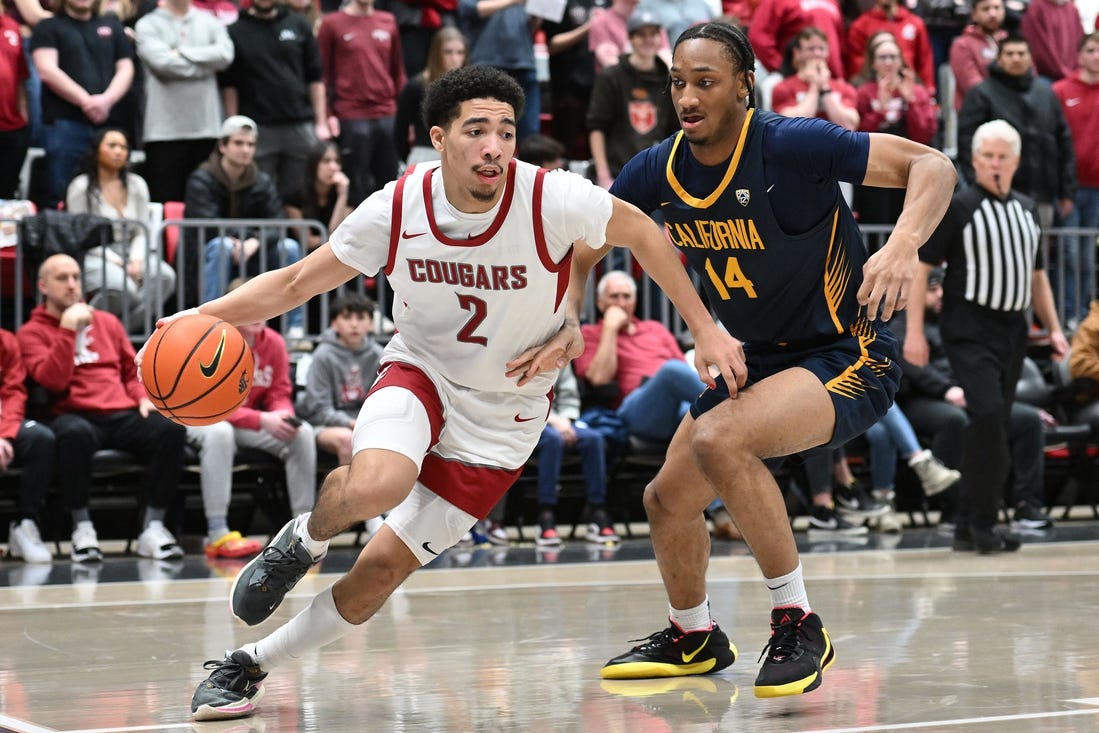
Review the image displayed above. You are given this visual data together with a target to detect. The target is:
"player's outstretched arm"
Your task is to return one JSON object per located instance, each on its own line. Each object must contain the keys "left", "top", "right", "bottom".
{"left": 197, "top": 244, "right": 358, "bottom": 327}
{"left": 603, "top": 197, "right": 747, "bottom": 394}
{"left": 858, "top": 134, "right": 956, "bottom": 321}
{"left": 137, "top": 244, "right": 359, "bottom": 370}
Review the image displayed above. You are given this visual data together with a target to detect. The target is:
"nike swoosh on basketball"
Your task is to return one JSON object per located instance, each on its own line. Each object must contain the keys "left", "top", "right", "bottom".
{"left": 421, "top": 541, "right": 439, "bottom": 556}
{"left": 513, "top": 414, "right": 540, "bottom": 423}
{"left": 199, "top": 330, "right": 227, "bottom": 377}
{"left": 402, "top": 230, "right": 426, "bottom": 239}
{"left": 681, "top": 634, "right": 711, "bottom": 663}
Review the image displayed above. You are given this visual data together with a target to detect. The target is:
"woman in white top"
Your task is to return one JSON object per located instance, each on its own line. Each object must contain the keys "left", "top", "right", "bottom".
{"left": 65, "top": 128, "right": 176, "bottom": 330}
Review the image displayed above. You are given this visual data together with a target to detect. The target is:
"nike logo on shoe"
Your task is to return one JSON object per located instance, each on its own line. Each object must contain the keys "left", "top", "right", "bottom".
{"left": 681, "top": 634, "right": 710, "bottom": 663}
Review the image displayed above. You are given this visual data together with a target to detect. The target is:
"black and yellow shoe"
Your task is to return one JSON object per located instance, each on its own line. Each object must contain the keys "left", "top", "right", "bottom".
{"left": 600, "top": 677, "right": 738, "bottom": 722}
{"left": 753, "top": 607, "right": 835, "bottom": 698}
{"left": 601, "top": 622, "right": 737, "bottom": 679}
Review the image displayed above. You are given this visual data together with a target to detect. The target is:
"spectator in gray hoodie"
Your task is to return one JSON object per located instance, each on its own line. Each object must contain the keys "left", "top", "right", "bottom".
{"left": 295, "top": 292, "right": 384, "bottom": 465}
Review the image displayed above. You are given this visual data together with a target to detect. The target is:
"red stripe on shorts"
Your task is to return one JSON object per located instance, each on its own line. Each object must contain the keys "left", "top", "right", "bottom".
{"left": 418, "top": 454, "right": 523, "bottom": 519}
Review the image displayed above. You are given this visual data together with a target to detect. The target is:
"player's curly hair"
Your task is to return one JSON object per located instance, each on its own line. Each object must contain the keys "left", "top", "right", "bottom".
{"left": 674, "top": 22, "right": 756, "bottom": 110}
{"left": 421, "top": 66, "right": 526, "bottom": 132}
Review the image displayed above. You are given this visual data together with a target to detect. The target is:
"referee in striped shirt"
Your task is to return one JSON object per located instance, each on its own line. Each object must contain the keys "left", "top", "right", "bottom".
{"left": 903, "top": 119, "right": 1069, "bottom": 554}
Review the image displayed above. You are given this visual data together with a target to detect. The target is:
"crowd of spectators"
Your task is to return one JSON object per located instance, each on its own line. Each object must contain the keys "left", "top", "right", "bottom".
{"left": 2, "top": 0, "right": 1099, "bottom": 563}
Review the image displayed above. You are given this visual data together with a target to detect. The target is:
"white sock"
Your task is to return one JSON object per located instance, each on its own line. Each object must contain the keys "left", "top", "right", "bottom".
{"left": 250, "top": 586, "right": 355, "bottom": 671}
{"left": 669, "top": 596, "right": 712, "bottom": 632}
{"left": 907, "top": 449, "right": 930, "bottom": 466}
{"left": 765, "top": 563, "right": 810, "bottom": 612}
{"left": 294, "top": 512, "right": 329, "bottom": 559}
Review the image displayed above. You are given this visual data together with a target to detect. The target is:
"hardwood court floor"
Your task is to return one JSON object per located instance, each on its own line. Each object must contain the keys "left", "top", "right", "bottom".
{"left": 2, "top": 523, "right": 1099, "bottom": 733}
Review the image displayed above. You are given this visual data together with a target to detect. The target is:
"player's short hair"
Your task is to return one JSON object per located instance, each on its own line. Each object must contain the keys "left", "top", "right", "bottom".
{"left": 674, "top": 22, "right": 756, "bottom": 109}
{"left": 972, "top": 119, "right": 1021, "bottom": 158}
{"left": 1079, "top": 31, "right": 1099, "bottom": 52}
{"left": 422, "top": 66, "right": 525, "bottom": 132}
{"left": 329, "top": 292, "right": 375, "bottom": 323}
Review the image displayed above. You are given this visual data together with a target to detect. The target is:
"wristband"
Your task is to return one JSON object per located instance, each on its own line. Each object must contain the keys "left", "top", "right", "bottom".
{"left": 159, "top": 307, "right": 201, "bottom": 326}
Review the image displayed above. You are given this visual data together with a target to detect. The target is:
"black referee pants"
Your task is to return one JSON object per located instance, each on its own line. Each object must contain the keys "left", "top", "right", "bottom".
{"left": 941, "top": 304, "right": 1028, "bottom": 531}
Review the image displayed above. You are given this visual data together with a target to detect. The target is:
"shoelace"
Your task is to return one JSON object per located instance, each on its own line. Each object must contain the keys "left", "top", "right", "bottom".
{"left": 251, "top": 543, "right": 310, "bottom": 590}
{"left": 632, "top": 627, "right": 682, "bottom": 653}
{"left": 202, "top": 657, "right": 260, "bottom": 691}
{"left": 757, "top": 617, "right": 802, "bottom": 664}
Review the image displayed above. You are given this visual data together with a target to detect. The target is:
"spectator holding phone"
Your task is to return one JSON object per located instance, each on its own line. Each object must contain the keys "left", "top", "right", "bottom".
{"left": 186, "top": 278, "right": 317, "bottom": 558}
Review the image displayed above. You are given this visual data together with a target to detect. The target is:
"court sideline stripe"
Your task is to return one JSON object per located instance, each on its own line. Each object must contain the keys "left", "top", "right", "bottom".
{"left": 0, "top": 718, "right": 194, "bottom": 733}
{"left": 4, "top": 564, "right": 1099, "bottom": 612}
{"left": 793, "top": 706, "right": 1099, "bottom": 732}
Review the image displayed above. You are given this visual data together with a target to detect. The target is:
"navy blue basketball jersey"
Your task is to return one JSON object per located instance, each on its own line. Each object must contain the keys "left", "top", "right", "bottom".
{"left": 612, "top": 109, "right": 873, "bottom": 348}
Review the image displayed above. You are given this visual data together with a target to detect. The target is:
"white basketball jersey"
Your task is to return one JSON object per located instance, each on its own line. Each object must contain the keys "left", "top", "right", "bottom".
{"left": 331, "top": 159, "right": 612, "bottom": 395}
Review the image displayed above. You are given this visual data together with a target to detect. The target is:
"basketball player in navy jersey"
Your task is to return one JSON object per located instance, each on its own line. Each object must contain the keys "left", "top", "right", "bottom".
{"left": 596, "top": 23, "right": 957, "bottom": 697}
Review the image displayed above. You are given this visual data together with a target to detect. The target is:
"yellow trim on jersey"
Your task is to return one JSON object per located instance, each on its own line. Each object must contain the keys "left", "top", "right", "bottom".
{"left": 666, "top": 109, "right": 755, "bottom": 209}
{"left": 822, "top": 208, "right": 848, "bottom": 335}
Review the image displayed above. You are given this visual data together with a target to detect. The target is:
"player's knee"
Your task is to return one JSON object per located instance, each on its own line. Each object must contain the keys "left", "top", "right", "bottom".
{"left": 343, "top": 454, "right": 417, "bottom": 510}
{"left": 642, "top": 477, "right": 681, "bottom": 520}
{"left": 691, "top": 420, "right": 740, "bottom": 473}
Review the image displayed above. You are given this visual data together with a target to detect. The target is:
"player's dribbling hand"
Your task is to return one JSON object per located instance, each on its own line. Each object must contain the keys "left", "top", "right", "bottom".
{"left": 135, "top": 307, "right": 201, "bottom": 374}
{"left": 506, "top": 318, "right": 585, "bottom": 387}
{"left": 692, "top": 323, "right": 746, "bottom": 397}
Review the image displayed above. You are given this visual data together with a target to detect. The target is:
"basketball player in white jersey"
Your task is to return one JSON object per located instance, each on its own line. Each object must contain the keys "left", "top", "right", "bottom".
{"left": 170, "top": 65, "right": 745, "bottom": 721}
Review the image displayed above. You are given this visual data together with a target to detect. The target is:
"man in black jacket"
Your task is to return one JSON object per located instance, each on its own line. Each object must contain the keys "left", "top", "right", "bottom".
{"left": 958, "top": 35, "right": 1076, "bottom": 229}
{"left": 182, "top": 115, "right": 304, "bottom": 333}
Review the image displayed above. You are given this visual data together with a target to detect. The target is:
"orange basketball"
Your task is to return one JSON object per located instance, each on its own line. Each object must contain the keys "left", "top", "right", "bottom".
{"left": 141, "top": 314, "right": 254, "bottom": 426}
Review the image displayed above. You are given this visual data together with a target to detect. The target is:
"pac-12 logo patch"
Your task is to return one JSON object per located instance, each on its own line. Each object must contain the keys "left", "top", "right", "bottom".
{"left": 736, "top": 189, "right": 750, "bottom": 206}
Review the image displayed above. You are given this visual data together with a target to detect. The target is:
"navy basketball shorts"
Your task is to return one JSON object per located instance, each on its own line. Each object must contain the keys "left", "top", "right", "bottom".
{"left": 691, "top": 320, "right": 901, "bottom": 449}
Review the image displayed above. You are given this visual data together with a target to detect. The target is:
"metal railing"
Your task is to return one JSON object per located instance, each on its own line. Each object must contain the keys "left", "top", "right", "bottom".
{"left": 3, "top": 216, "right": 1098, "bottom": 344}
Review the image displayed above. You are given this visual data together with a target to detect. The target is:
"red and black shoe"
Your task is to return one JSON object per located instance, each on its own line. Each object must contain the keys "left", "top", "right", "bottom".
{"left": 754, "top": 607, "right": 835, "bottom": 698}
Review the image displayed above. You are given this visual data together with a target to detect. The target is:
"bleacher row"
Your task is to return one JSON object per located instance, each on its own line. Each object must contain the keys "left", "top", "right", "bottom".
{"left": 1, "top": 208, "right": 1099, "bottom": 549}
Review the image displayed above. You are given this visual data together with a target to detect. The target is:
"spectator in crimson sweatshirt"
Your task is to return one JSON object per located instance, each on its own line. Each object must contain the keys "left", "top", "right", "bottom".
{"left": 845, "top": 0, "right": 936, "bottom": 99}
{"left": 1053, "top": 31, "right": 1099, "bottom": 324}
{"left": 185, "top": 277, "right": 317, "bottom": 555}
{"left": 17, "top": 253, "right": 187, "bottom": 564}
{"left": 316, "top": 0, "right": 405, "bottom": 205}
{"left": 948, "top": 0, "right": 1007, "bottom": 110}
{"left": 0, "top": 328, "right": 56, "bottom": 564}
{"left": 1020, "top": 0, "right": 1084, "bottom": 81}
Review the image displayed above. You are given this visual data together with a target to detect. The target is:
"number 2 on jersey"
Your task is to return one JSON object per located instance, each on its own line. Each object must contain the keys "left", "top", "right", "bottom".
{"left": 456, "top": 293, "right": 488, "bottom": 346}
{"left": 704, "top": 257, "right": 757, "bottom": 299}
